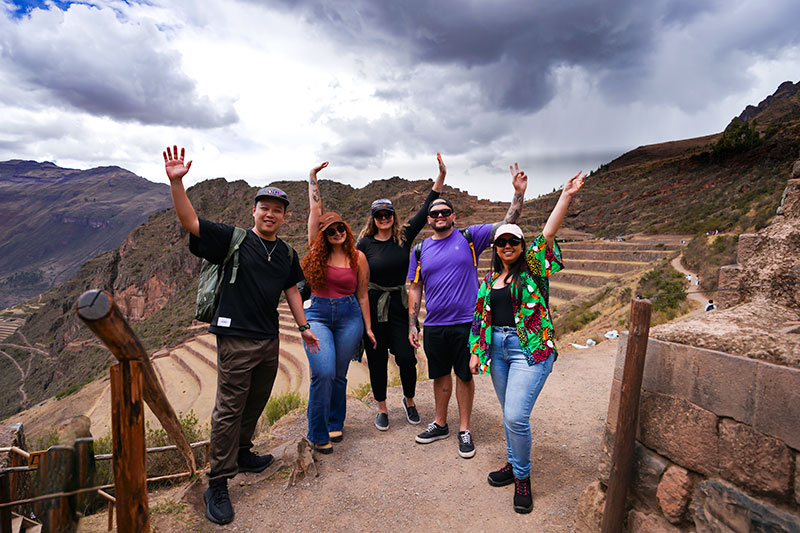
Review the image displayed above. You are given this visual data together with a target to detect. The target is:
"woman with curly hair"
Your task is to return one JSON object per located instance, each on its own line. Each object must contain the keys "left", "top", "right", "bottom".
{"left": 356, "top": 153, "right": 446, "bottom": 431}
{"left": 301, "top": 161, "right": 376, "bottom": 454}
{"left": 468, "top": 169, "right": 585, "bottom": 514}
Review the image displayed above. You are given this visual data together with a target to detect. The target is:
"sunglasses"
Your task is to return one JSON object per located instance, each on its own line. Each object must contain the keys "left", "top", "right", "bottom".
{"left": 494, "top": 237, "right": 522, "bottom": 248}
{"left": 325, "top": 223, "right": 347, "bottom": 237}
{"left": 428, "top": 208, "right": 453, "bottom": 219}
{"left": 374, "top": 211, "right": 394, "bottom": 220}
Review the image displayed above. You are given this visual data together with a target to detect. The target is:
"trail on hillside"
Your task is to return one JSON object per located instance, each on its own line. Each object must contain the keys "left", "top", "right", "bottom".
{"left": 131, "top": 341, "right": 619, "bottom": 533}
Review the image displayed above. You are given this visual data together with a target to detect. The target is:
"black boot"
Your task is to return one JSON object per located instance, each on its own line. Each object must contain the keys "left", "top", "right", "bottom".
{"left": 513, "top": 477, "right": 533, "bottom": 514}
{"left": 487, "top": 462, "right": 514, "bottom": 487}
{"left": 204, "top": 478, "right": 234, "bottom": 524}
{"left": 238, "top": 448, "right": 274, "bottom": 473}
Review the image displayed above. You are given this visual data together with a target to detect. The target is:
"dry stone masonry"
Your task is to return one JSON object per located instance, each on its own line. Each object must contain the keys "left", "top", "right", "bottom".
{"left": 578, "top": 157, "right": 800, "bottom": 532}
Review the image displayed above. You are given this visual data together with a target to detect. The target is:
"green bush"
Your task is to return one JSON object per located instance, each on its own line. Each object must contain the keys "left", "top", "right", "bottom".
{"left": 637, "top": 262, "right": 687, "bottom": 312}
{"left": 262, "top": 391, "right": 306, "bottom": 426}
{"left": 711, "top": 118, "right": 763, "bottom": 161}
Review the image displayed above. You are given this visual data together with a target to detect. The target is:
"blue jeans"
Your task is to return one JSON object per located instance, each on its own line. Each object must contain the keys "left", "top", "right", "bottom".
{"left": 489, "top": 327, "right": 554, "bottom": 479}
{"left": 303, "top": 295, "right": 364, "bottom": 444}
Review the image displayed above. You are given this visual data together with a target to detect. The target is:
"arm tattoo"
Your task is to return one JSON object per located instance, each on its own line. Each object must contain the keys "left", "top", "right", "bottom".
{"left": 409, "top": 302, "right": 419, "bottom": 331}
{"left": 503, "top": 192, "right": 523, "bottom": 223}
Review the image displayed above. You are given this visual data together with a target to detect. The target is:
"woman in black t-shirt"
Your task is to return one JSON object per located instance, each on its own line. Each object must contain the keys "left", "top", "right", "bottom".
{"left": 355, "top": 153, "right": 447, "bottom": 431}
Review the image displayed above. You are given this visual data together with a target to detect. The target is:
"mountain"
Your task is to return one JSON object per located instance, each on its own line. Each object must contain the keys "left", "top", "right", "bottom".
{"left": 0, "top": 160, "right": 171, "bottom": 309}
{"left": 2, "top": 81, "right": 799, "bottom": 420}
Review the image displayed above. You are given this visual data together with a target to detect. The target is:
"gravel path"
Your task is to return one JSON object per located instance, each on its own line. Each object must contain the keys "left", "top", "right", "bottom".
{"left": 138, "top": 340, "right": 618, "bottom": 533}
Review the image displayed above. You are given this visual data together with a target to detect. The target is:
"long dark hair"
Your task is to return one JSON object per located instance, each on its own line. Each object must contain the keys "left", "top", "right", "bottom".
{"left": 491, "top": 237, "right": 529, "bottom": 305}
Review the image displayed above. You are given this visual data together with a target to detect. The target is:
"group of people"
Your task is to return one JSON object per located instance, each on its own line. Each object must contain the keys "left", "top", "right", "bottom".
{"left": 163, "top": 146, "right": 585, "bottom": 524}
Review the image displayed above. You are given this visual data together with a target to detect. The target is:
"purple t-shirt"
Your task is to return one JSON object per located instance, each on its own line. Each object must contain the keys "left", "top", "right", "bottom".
{"left": 407, "top": 224, "right": 494, "bottom": 326}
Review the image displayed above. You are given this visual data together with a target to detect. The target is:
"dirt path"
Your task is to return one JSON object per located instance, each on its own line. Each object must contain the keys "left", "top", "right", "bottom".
{"left": 135, "top": 340, "right": 618, "bottom": 532}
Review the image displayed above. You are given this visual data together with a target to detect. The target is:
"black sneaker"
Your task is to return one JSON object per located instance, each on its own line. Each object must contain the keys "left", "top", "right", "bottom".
{"left": 488, "top": 462, "right": 514, "bottom": 486}
{"left": 514, "top": 477, "right": 534, "bottom": 514}
{"left": 415, "top": 422, "right": 449, "bottom": 443}
{"left": 457, "top": 430, "right": 475, "bottom": 458}
{"left": 402, "top": 398, "right": 421, "bottom": 424}
{"left": 204, "top": 478, "right": 234, "bottom": 525}
{"left": 237, "top": 448, "right": 274, "bottom": 473}
{"left": 375, "top": 412, "right": 389, "bottom": 431}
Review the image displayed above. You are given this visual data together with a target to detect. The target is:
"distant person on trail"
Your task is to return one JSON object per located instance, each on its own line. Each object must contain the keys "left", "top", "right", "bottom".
{"left": 705, "top": 299, "right": 717, "bottom": 311}
{"left": 356, "top": 153, "right": 446, "bottom": 431}
{"left": 469, "top": 171, "right": 586, "bottom": 514}
{"left": 163, "top": 146, "right": 320, "bottom": 525}
{"left": 407, "top": 161, "right": 528, "bottom": 459}
{"left": 301, "top": 161, "right": 376, "bottom": 454}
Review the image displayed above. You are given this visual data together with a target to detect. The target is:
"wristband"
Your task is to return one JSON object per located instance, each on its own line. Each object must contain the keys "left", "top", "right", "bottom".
{"left": 298, "top": 323, "right": 311, "bottom": 332}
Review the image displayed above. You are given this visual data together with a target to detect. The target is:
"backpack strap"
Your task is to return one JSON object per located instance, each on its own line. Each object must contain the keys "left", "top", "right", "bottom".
{"left": 226, "top": 227, "right": 248, "bottom": 284}
{"left": 459, "top": 228, "right": 477, "bottom": 267}
{"left": 412, "top": 242, "right": 423, "bottom": 283}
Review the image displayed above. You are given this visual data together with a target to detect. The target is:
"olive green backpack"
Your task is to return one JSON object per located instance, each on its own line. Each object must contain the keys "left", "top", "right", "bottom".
{"left": 195, "top": 227, "right": 248, "bottom": 323}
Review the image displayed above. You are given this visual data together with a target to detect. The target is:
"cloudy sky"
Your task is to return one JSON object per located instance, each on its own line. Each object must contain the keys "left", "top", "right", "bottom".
{"left": 1, "top": 0, "right": 799, "bottom": 200}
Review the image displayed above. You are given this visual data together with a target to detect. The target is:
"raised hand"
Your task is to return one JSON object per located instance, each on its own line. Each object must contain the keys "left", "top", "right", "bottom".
{"left": 563, "top": 171, "right": 587, "bottom": 196}
{"left": 509, "top": 162, "right": 528, "bottom": 193}
{"left": 310, "top": 161, "right": 329, "bottom": 178}
{"left": 436, "top": 152, "right": 446, "bottom": 178}
{"left": 163, "top": 145, "right": 192, "bottom": 182}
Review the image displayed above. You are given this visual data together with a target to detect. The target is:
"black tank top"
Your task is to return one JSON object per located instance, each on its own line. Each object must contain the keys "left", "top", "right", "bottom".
{"left": 490, "top": 285, "right": 515, "bottom": 327}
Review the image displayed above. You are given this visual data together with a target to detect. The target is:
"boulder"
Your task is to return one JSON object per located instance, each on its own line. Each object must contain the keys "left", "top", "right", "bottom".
{"left": 718, "top": 418, "right": 792, "bottom": 497}
{"left": 691, "top": 479, "right": 800, "bottom": 533}
{"left": 656, "top": 465, "right": 693, "bottom": 525}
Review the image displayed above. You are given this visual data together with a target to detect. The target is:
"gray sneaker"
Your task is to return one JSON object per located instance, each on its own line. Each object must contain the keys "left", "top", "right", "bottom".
{"left": 415, "top": 422, "right": 449, "bottom": 443}
{"left": 458, "top": 430, "right": 475, "bottom": 458}
{"left": 375, "top": 412, "right": 389, "bottom": 431}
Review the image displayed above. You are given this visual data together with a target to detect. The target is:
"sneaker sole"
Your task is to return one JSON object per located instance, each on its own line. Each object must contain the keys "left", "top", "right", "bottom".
{"left": 514, "top": 502, "right": 534, "bottom": 514}
{"left": 375, "top": 422, "right": 389, "bottom": 431}
{"left": 487, "top": 475, "right": 515, "bottom": 487}
{"left": 204, "top": 489, "right": 234, "bottom": 525}
{"left": 459, "top": 447, "right": 476, "bottom": 459}
{"left": 415, "top": 432, "right": 449, "bottom": 444}
{"left": 402, "top": 400, "right": 421, "bottom": 425}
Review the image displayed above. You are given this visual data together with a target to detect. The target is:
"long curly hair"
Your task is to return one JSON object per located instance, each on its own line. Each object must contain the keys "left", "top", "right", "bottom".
{"left": 358, "top": 212, "right": 405, "bottom": 245}
{"left": 301, "top": 222, "right": 360, "bottom": 291}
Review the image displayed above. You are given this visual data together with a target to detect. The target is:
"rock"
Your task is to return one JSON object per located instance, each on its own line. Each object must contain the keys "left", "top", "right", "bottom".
{"left": 716, "top": 264, "right": 744, "bottom": 309}
{"left": 632, "top": 443, "right": 669, "bottom": 510}
{"left": 736, "top": 233, "right": 763, "bottom": 265}
{"left": 656, "top": 465, "right": 693, "bottom": 525}
{"left": 691, "top": 479, "right": 800, "bottom": 533}
{"left": 56, "top": 415, "right": 92, "bottom": 447}
{"left": 638, "top": 391, "right": 719, "bottom": 476}
{"left": 627, "top": 509, "right": 681, "bottom": 532}
{"left": 597, "top": 428, "right": 614, "bottom": 486}
{"left": 576, "top": 480, "right": 605, "bottom": 532}
{"left": 0, "top": 423, "right": 26, "bottom": 467}
{"left": 718, "top": 418, "right": 792, "bottom": 497}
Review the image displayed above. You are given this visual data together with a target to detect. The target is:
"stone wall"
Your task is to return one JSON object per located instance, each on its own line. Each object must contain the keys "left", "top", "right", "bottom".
{"left": 578, "top": 336, "right": 800, "bottom": 532}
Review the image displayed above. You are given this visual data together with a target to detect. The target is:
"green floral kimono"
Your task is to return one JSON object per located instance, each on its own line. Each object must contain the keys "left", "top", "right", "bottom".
{"left": 469, "top": 234, "right": 563, "bottom": 374}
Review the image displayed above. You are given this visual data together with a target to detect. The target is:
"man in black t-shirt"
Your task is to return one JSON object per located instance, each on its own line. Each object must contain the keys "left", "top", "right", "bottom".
{"left": 164, "top": 146, "right": 320, "bottom": 525}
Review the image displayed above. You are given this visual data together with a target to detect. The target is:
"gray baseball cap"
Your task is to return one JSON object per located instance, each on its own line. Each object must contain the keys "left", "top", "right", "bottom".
{"left": 254, "top": 186, "right": 289, "bottom": 206}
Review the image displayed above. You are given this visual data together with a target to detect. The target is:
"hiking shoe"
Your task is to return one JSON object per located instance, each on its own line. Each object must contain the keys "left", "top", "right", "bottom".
{"left": 514, "top": 477, "right": 534, "bottom": 514}
{"left": 237, "top": 448, "right": 274, "bottom": 473}
{"left": 402, "top": 398, "right": 421, "bottom": 424}
{"left": 457, "top": 430, "right": 475, "bottom": 458}
{"left": 488, "top": 462, "right": 514, "bottom": 486}
{"left": 415, "top": 422, "right": 449, "bottom": 443}
{"left": 204, "top": 478, "right": 234, "bottom": 525}
{"left": 329, "top": 430, "right": 343, "bottom": 443}
{"left": 375, "top": 412, "right": 389, "bottom": 431}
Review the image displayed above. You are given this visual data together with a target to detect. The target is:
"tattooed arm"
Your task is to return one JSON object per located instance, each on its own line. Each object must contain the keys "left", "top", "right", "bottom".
{"left": 501, "top": 162, "right": 528, "bottom": 225}
{"left": 543, "top": 171, "right": 586, "bottom": 247}
{"left": 308, "top": 161, "right": 328, "bottom": 245}
{"left": 408, "top": 280, "right": 423, "bottom": 349}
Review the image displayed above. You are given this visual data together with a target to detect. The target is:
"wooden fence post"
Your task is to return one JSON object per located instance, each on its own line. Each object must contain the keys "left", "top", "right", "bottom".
{"left": 601, "top": 298, "right": 652, "bottom": 533}
{"left": 1, "top": 473, "right": 11, "bottom": 533}
{"left": 34, "top": 446, "right": 76, "bottom": 533}
{"left": 110, "top": 360, "right": 149, "bottom": 533}
{"left": 74, "top": 438, "right": 96, "bottom": 516}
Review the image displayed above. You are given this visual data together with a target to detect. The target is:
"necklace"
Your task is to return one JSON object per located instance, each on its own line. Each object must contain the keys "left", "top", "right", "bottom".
{"left": 253, "top": 230, "right": 279, "bottom": 262}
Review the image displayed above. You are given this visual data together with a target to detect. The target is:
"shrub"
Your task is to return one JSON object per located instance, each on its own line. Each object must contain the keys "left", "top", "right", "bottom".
{"left": 261, "top": 391, "right": 307, "bottom": 426}
{"left": 637, "top": 262, "right": 687, "bottom": 312}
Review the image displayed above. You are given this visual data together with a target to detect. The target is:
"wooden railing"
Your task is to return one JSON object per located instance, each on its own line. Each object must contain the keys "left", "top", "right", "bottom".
{"left": 0, "top": 289, "right": 202, "bottom": 533}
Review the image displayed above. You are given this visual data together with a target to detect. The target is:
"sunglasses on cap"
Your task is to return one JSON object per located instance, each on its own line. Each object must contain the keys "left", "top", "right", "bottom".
{"left": 494, "top": 237, "right": 522, "bottom": 247}
{"left": 373, "top": 211, "right": 394, "bottom": 220}
{"left": 325, "top": 223, "right": 347, "bottom": 237}
{"left": 428, "top": 208, "right": 453, "bottom": 219}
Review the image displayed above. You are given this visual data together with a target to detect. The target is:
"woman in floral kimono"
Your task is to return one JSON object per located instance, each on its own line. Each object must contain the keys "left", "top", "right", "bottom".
{"left": 468, "top": 170, "right": 586, "bottom": 514}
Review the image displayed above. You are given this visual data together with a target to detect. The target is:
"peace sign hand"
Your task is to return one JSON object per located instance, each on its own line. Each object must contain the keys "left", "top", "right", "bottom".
{"left": 509, "top": 162, "right": 528, "bottom": 194}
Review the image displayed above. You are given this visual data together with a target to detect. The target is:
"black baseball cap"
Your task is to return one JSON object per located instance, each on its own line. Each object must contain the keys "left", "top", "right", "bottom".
{"left": 255, "top": 186, "right": 289, "bottom": 206}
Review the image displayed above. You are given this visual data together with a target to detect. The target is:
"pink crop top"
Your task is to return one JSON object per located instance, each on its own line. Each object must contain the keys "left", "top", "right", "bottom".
{"left": 312, "top": 265, "right": 358, "bottom": 298}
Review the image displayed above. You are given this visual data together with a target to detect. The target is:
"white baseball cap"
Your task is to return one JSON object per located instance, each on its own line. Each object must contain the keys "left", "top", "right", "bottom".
{"left": 493, "top": 223, "right": 524, "bottom": 242}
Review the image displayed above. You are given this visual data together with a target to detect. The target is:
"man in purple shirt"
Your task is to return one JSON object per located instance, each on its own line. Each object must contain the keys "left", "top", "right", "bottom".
{"left": 408, "top": 162, "right": 528, "bottom": 458}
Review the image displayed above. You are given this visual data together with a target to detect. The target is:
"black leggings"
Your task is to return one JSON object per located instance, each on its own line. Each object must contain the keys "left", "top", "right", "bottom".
{"left": 365, "top": 318, "right": 417, "bottom": 402}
